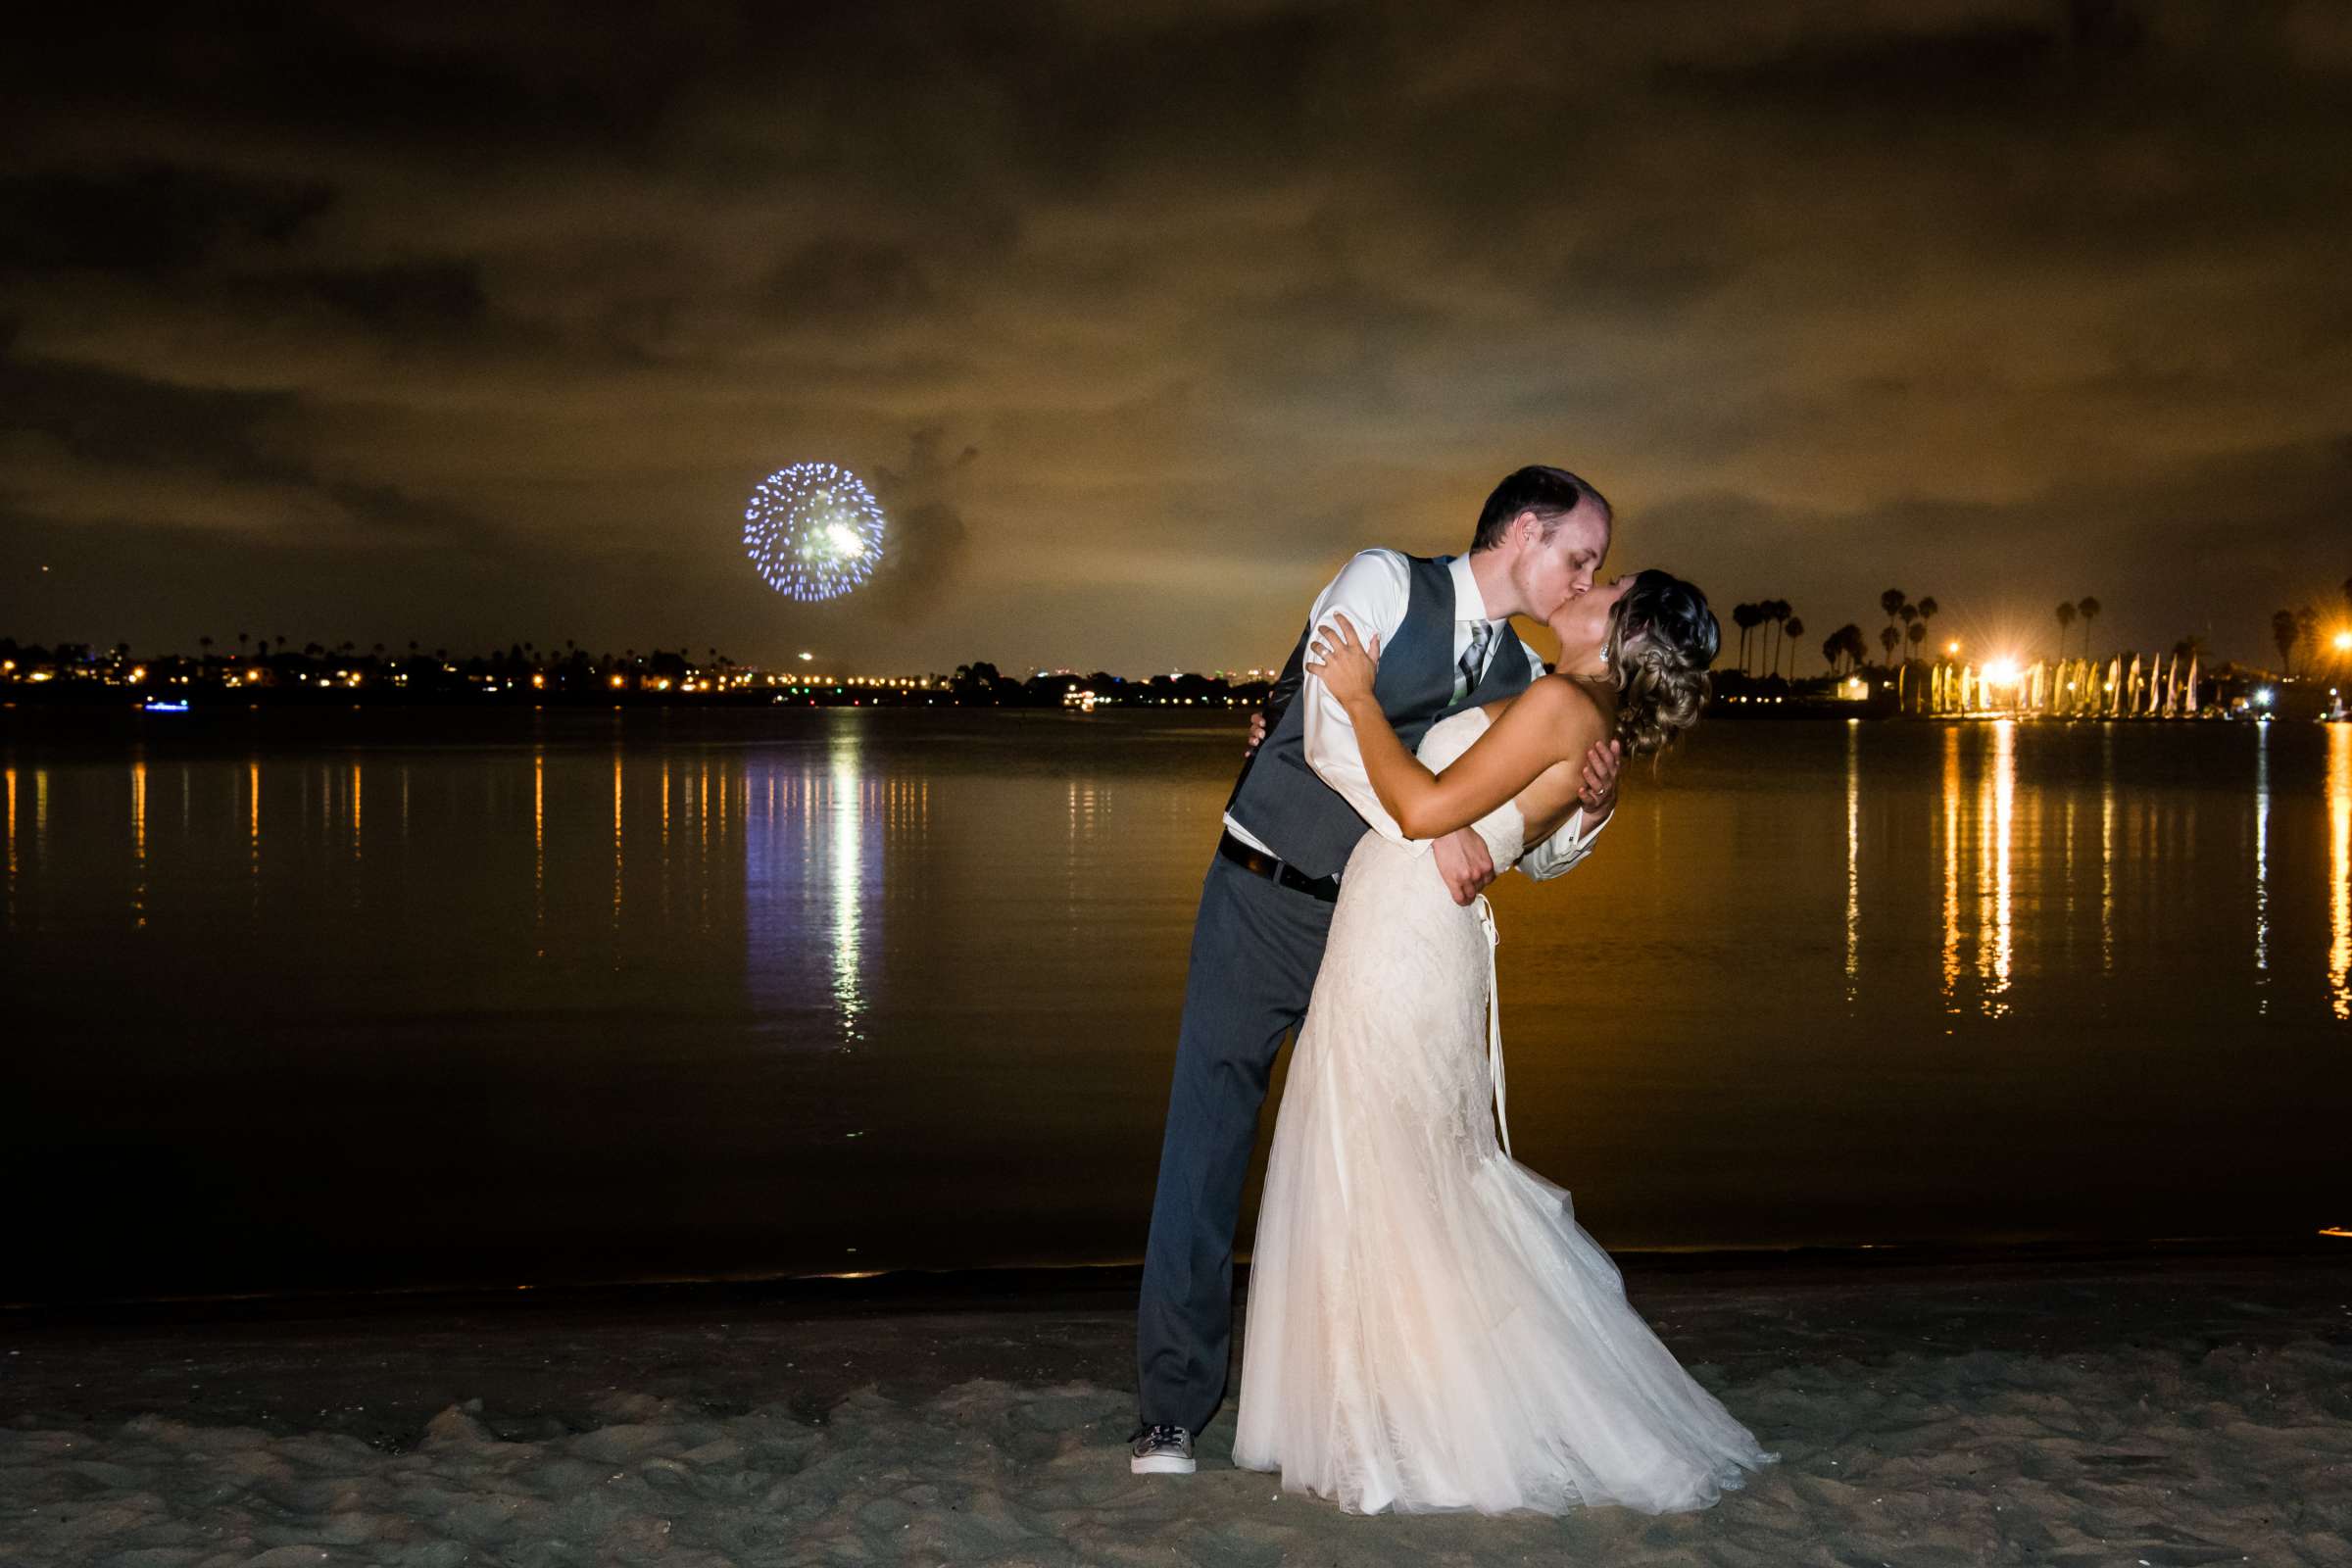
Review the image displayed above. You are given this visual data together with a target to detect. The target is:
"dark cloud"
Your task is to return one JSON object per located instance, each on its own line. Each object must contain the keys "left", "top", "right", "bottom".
{"left": 763, "top": 240, "right": 934, "bottom": 322}
{"left": 0, "top": 164, "right": 331, "bottom": 277}
{"left": 263, "top": 261, "right": 493, "bottom": 335}
{"left": 865, "top": 428, "right": 979, "bottom": 617}
{"left": 0, "top": 352, "right": 305, "bottom": 485}
{"left": 3, "top": 0, "right": 2350, "bottom": 669}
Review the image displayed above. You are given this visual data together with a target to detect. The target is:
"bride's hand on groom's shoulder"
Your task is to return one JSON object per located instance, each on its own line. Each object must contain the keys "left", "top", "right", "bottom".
{"left": 1305, "top": 612, "right": 1380, "bottom": 704}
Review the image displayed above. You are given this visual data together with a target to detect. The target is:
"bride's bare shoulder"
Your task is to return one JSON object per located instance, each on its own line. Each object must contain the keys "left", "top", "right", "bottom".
{"left": 1501, "top": 674, "right": 1609, "bottom": 751}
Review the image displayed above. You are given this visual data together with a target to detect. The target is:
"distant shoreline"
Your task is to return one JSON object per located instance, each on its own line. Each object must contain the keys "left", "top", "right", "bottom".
{"left": 11, "top": 1231, "right": 2345, "bottom": 1324}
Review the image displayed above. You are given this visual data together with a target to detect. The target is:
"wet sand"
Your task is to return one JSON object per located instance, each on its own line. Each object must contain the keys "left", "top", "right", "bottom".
{"left": 5, "top": 1245, "right": 2350, "bottom": 1566}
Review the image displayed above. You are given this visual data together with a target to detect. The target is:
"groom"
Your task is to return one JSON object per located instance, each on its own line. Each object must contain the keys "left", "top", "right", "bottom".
{"left": 1132, "top": 465, "right": 1624, "bottom": 1474}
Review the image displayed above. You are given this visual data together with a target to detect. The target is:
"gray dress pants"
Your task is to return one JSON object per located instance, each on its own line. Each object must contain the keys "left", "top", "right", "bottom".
{"left": 1136, "top": 851, "right": 1339, "bottom": 1437}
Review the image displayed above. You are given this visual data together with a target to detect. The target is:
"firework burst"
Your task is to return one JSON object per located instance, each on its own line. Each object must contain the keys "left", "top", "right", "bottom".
{"left": 743, "top": 464, "right": 887, "bottom": 602}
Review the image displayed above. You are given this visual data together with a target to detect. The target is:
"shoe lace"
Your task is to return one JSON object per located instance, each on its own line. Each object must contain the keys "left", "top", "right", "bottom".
{"left": 1135, "top": 1423, "right": 1187, "bottom": 1448}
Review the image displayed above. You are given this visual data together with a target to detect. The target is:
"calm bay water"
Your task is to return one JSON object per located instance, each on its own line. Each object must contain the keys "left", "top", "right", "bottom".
{"left": 4, "top": 705, "right": 2347, "bottom": 1303}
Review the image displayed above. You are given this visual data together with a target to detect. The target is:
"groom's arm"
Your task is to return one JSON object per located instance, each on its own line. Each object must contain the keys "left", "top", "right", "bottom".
{"left": 1298, "top": 550, "right": 1420, "bottom": 848}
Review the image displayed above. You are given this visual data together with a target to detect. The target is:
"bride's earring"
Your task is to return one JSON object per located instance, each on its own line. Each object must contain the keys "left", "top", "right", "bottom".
{"left": 1597, "top": 645, "right": 1610, "bottom": 669}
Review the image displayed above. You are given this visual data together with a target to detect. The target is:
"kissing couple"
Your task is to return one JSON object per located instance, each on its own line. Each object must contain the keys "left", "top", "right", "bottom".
{"left": 1131, "top": 465, "right": 1776, "bottom": 1514}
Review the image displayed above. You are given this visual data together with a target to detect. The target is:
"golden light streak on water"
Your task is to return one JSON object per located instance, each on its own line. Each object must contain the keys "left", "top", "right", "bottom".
{"left": 688, "top": 759, "right": 706, "bottom": 935}
{"left": 533, "top": 749, "right": 546, "bottom": 957}
{"left": 1843, "top": 719, "right": 1860, "bottom": 1002}
{"left": 2099, "top": 728, "right": 2116, "bottom": 977}
{"left": 131, "top": 755, "right": 147, "bottom": 929}
{"left": 2061, "top": 794, "right": 2078, "bottom": 965}
{"left": 1991, "top": 720, "right": 2015, "bottom": 1010}
{"left": 2254, "top": 723, "right": 2272, "bottom": 1009}
{"left": 612, "top": 751, "right": 624, "bottom": 943}
{"left": 4, "top": 766, "right": 15, "bottom": 924}
{"left": 351, "top": 760, "right": 363, "bottom": 862}
{"left": 2328, "top": 723, "right": 2349, "bottom": 1021}
{"left": 1940, "top": 726, "right": 1961, "bottom": 1006}
{"left": 249, "top": 760, "right": 261, "bottom": 906}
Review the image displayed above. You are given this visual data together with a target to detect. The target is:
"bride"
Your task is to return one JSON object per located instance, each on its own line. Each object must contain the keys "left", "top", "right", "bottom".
{"left": 1232, "top": 568, "right": 1775, "bottom": 1516}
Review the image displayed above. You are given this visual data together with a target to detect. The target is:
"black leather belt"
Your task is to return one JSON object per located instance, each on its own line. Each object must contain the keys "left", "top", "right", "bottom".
{"left": 1217, "top": 830, "right": 1342, "bottom": 903}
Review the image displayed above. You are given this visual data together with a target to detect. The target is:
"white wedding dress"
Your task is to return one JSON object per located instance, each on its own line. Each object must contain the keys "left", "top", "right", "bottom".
{"left": 1233, "top": 708, "right": 1775, "bottom": 1515}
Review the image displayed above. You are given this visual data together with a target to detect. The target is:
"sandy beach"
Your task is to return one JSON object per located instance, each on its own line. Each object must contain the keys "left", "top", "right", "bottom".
{"left": 5, "top": 1247, "right": 2349, "bottom": 1567}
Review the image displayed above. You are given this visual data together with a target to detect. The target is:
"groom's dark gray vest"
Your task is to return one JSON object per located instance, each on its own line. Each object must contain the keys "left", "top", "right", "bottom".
{"left": 1226, "top": 554, "right": 1534, "bottom": 880}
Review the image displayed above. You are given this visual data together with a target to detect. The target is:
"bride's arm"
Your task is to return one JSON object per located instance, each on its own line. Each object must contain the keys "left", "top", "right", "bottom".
{"left": 1308, "top": 614, "right": 1602, "bottom": 842}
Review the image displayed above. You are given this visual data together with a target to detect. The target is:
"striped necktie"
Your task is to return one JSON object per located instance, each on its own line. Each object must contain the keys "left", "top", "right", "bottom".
{"left": 1453, "top": 621, "right": 1494, "bottom": 703}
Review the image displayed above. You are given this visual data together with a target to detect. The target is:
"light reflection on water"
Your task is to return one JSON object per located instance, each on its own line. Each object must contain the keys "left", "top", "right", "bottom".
{"left": 4, "top": 765, "right": 16, "bottom": 926}
{"left": 3, "top": 709, "right": 2348, "bottom": 1298}
{"left": 2330, "top": 724, "right": 2349, "bottom": 1020}
{"left": 1842, "top": 719, "right": 1859, "bottom": 1004}
{"left": 1939, "top": 725, "right": 1961, "bottom": 1006}
{"left": 2256, "top": 723, "right": 2272, "bottom": 1007}
{"left": 829, "top": 723, "right": 867, "bottom": 1041}
{"left": 130, "top": 754, "right": 147, "bottom": 930}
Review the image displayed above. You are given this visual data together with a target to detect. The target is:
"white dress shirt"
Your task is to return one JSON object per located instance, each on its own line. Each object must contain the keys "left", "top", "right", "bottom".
{"left": 1224, "top": 550, "right": 1607, "bottom": 881}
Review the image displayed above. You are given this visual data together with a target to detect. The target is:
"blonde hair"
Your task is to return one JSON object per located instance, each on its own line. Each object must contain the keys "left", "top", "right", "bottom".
{"left": 1601, "top": 570, "right": 1718, "bottom": 757}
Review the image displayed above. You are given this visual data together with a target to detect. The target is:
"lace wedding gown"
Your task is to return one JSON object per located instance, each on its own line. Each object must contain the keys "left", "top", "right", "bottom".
{"left": 1233, "top": 708, "right": 1775, "bottom": 1515}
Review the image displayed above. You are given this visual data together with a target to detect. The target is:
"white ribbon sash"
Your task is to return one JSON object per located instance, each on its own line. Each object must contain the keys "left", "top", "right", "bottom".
{"left": 1472, "top": 893, "right": 1510, "bottom": 1160}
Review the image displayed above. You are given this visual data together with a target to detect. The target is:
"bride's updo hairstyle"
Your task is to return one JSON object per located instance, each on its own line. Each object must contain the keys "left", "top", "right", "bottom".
{"left": 1602, "top": 570, "right": 1720, "bottom": 757}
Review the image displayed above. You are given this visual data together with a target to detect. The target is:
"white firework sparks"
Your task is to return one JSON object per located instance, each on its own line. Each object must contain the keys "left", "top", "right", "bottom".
{"left": 743, "top": 464, "right": 887, "bottom": 602}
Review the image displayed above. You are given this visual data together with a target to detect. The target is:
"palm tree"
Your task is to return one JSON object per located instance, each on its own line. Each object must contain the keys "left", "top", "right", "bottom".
{"left": 2076, "top": 597, "right": 2101, "bottom": 657}
{"left": 2273, "top": 610, "right": 2298, "bottom": 675}
{"left": 1881, "top": 588, "right": 1906, "bottom": 651}
{"left": 1906, "top": 620, "right": 1927, "bottom": 657}
{"left": 198, "top": 635, "right": 214, "bottom": 662}
{"left": 1879, "top": 624, "right": 1900, "bottom": 665}
{"left": 1782, "top": 616, "right": 1804, "bottom": 677}
{"left": 2296, "top": 607, "right": 2321, "bottom": 671}
{"left": 1823, "top": 623, "right": 1866, "bottom": 674}
{"left": 1733, "top": 604, "right": 1760, "bottom": 673}
{"left": 1916, "top": 596, "right": 1938, "bottom": 632}
{"left": 2056, "top": 601, "right": 2077, "bottom": 660}
{"left": 237, "top": 631, "right": 250, "bottom": 656}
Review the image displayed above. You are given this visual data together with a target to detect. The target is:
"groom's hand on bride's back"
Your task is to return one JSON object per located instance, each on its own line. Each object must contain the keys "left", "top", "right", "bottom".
{"left": 1432, "top": 828, "right": 1496, "bottom": 906}
{"left": 1245, "top": 710, "right": 1267, "bottom": 755}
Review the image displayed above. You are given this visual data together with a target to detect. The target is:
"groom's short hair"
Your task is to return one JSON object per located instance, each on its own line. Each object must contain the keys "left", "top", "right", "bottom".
{"left": 1471, "top": 466, "right": 1609, "bottom": 552}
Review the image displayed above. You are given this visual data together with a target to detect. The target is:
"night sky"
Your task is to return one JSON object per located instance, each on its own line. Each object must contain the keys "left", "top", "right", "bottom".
{"left": 4, "top": 2, "right": 2348, "bottom": 674}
